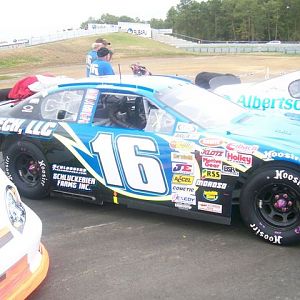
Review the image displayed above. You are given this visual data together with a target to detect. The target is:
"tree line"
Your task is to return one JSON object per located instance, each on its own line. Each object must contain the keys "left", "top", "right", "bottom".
{"left": 81, "top": 0, "right": 300, "bottom": 42}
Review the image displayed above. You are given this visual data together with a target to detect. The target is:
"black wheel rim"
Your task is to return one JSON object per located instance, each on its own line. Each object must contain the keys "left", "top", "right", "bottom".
{"left": 256, "top": 183, "right": 300, "bottom": 229}
{"left": 15, "top": 153, "right": 41, "bottom": 187}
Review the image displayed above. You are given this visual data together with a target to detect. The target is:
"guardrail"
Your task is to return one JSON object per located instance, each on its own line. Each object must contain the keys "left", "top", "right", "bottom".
{"left": 0, "top": 27, "right": 118, "bottom": 50}
{"left": 182, "top": 43, "right": 300, "bottom": 54}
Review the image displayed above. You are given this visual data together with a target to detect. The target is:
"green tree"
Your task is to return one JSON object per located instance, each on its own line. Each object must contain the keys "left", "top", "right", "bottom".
{"left": 80, "top": 0, "right": 299, "bottom": 42}
{"left": 149, "top": 19, "right": 167, "bottom": 29}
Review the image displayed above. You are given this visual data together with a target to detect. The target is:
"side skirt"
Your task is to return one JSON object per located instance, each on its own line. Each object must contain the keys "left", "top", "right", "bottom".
{"left": 118, "top": 198, "right": 231, "bottom": 225}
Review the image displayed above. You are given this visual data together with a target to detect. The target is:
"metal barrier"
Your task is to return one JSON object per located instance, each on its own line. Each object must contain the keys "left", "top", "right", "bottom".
{"left": 183, "top": 43, "right": 300, "bottom": 54}
{"left": 0, "top": 27, "right": 118, "bottom": 50}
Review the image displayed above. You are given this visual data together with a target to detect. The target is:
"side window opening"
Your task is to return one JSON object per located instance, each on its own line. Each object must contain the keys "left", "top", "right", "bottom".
{"left": 41, "top": 89, "right": 84, "bottom": 121}
{"left": 93, "top": 93, "right": 149, "bottom": 129}
{"left": 144, "top": 108, "right": 176, "bottom": 134}
{"left": 92, "top": 92, "right": 175, "bottom": 134}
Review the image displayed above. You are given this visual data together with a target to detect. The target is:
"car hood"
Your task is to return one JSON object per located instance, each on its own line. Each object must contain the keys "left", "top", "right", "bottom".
{"left": 211, "top": 113, "right": 300, "bottom": 152}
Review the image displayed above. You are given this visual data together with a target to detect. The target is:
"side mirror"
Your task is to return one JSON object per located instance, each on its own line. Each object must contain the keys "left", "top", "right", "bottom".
{"left": 289, "top": 80, "right": 300, "bottom": 99}
{"left": 57, "top": 110, "right": 67, "bottom": 120}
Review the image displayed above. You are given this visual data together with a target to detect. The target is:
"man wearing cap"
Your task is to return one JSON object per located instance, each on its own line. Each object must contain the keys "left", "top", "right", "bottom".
{"left": 86, "top": 38, "right": 110, "bottom": 76}
{"left": 89, "top": 47, "right": 115, "bottom": 77}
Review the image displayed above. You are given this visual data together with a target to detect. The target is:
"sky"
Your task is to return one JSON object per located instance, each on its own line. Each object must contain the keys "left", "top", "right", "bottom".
{"left": 0, "top": 0, "right": 180, "bottom": 41}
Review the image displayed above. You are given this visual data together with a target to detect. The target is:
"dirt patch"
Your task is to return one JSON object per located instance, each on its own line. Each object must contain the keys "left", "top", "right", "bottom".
{"left": 0, "top": 54, "right": 300, "bottom": 88}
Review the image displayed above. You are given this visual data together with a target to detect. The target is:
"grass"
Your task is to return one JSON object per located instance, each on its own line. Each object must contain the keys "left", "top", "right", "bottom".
{"left": 0, "top": 32, "right": 189, "bottom": 72}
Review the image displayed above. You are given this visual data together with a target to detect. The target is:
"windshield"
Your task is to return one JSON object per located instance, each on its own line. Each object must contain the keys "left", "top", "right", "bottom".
{"left": 157, "top": 84, "right": 247, "bottom": 129}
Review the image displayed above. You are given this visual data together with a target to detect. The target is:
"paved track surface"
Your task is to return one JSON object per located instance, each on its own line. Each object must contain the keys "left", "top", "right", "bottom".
{"left": 26, "top": 196, "right": 300, "bottom": 300}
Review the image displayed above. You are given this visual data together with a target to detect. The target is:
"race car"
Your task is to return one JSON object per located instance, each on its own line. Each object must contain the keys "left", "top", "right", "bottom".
{"left": 0, "top": 168, "right": 49, "bottom": 299}
{"left": 0, "top": 75, "right": 300, "bottom": 245}
{"left": 195, "top": 71, "right": 300, "bottom": 117}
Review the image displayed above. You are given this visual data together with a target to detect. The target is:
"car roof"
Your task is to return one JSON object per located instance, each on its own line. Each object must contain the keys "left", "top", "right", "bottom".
{"left": 57, "top": 75, "right": 191, "bottom": 94}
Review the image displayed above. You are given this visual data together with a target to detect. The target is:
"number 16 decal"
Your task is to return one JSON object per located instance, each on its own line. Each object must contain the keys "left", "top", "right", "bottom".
{"left": 91, "top": 133, "right": 168, "bottom": 195}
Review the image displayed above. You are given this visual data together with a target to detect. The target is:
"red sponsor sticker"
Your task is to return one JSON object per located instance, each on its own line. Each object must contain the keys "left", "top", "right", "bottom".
{"left": 199, "top": 137, "right": 224, "bottom": 147}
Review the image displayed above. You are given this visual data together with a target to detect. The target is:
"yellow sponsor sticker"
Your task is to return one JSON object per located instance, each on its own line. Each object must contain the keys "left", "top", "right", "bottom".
{"left": 172, "top": 174, "right": 194, "bottom": 185}
{"left": 201, "top": 169, "right": 221, "bottom": 180}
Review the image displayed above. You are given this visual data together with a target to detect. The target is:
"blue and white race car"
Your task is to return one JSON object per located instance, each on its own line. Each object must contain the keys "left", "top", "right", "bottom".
{"left": 0, "top": 168, "right": 49, "bottom": 299}
{"left": 0, "top": 75, "right": 300, "bottom": 245}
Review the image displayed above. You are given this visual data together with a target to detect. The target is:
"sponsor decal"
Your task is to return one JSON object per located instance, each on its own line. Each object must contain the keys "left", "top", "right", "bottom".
{"left": 21, "top": 104, "right": 34, "bottom": 113}
{"left": 264, "top": 151, "right": 300, "bottom": 162}
{"left": 201, "top": 169, "right": 221, "bottom": 180}
{"left": 172, "top": 193, "right": 196, "bottom": 205}
{"left": 200, "top": 148, "right": 225, "bottom": 157}
{"left": 203, "top": 190, "right": 219, "bottom": 201}
{"left": 175, "top": 203, "right": 192, "bottom": 210}
{"left": 4, "top": 156, "right": 12, "bottom": 181}
{"left": 222, "top": 165, "right": 239, "bottom": 177}
{"left": 226, "top": 142, "right": 259, "bottom": 154}
{"left": 0, "top": 118, "right": 25, "bottom": 134}
{"left": 53, "top": 173, "right": 96, "bottom": 191}
{"left": 172, "top": 185, "right": 196, "bottom": 193}
{"left": 196, "top": 180, "right": 227, "bottom": 189}
{"left": 169, "top": 140, "right": 194, "bottom": 152}
{"left": 202, "top": 157, "right": 222, "bottom": 169}
{"left": 0, "top": 118, "right": 57, "bottom": 137}
{"left": 237, "top": 95, "right": 300, "bottom": 111}
{"left": 25, "top": 120, "right": 57, "bottom": 137}
{"left": 78, "top": 89, "right": 98, "bottom": 123}
{"left": 250, "top": 224, "right": 283, "bottom": 244}
{"left": 28, "top": 97, "right": 40, "bottom": 104}
{"left": 273, "top": 170, "right": 300, "bottom": 186}
{"left": 172, "top": 162, "right": 193, "bottom": 174}
{"left": 52, "top": 164, "right": 87, "bottom": 175}
{"left": 199, "top": 137, "right": 224, "bottom": 148}
{"left": 198, "top": 202, "right": 222, "bottom": 214}
{"left": 38, "top": 160, "right": 48, "bottom": 187}
{"left": 176, "top": 122, "right": 198, "bottom": 133}
{"left": 172, "top": 175, "right": 194, "bottom": 185}
{"left": 171, "top": 152, "right": 194, "bottom": 162}
{"left": 173, "top": 132, "right": 200, "bottom": 140}
{"left": 226, "top": 152, "right": 252, "bottom": 167}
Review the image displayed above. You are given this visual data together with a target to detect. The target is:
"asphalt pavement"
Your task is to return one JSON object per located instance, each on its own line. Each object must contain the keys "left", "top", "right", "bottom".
{"left": 26, "top": 195, "right": 300, "bottom": 300}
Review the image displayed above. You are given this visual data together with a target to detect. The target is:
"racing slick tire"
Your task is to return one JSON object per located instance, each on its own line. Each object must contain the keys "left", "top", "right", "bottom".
{"left": 240, "top": 165, "right": 300, "bottom": 245}
{"left": 3, "top": 141, "right": 50, "bottom": 199}
{"left": 194, "top": 72, "right": 240, "bottom": 89}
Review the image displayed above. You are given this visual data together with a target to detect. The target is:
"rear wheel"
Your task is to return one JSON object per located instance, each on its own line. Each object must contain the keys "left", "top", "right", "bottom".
{"left": 240, "top": 166, "right": 300, "bottom": 245}
{"left": 4, "top": 141, "right": 50, "bottom": 199}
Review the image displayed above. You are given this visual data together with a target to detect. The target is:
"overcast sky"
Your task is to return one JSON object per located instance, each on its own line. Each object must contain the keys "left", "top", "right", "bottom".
{"left": 0, "top": 0, "right": 180, "bottom": 41}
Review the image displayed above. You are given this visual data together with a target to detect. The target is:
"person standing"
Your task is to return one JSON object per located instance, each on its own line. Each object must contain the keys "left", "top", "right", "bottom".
{"left": 89, "top": 47, "right": 115, "bottom": 76}
{"left": 86, "top": 38, "right": 110, "bottom": 76}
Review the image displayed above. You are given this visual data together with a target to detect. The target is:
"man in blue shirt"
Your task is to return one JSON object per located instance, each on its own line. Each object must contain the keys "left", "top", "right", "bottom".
{"left": 86, "top": 38, "right": 110, "bottom": 76}
{"left": 89, "top": 47, "right": 115, "bottom": 76}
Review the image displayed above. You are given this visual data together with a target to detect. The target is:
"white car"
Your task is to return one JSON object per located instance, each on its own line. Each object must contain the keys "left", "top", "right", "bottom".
{"left": 195, "top": 71, "right": 300, "bottom": 116}
{"left": 266, "top": 40, "right": 281, "bottom": 44}
{"left": 0, "top": 169, "right": 49, "bottom": 299}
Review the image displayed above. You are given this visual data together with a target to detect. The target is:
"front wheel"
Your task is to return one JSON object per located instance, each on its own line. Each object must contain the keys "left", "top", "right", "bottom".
{"left": 3, "top": 141, "right": 50, "bottom": 199}
{"left": 240, "top": 166, "right": 300, "bottom": 245}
